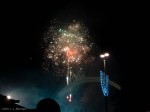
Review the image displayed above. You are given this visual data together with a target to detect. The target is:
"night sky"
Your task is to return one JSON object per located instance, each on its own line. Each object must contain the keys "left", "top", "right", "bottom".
{"left": 0, "top": 1, "right": 149, "bottom": 112}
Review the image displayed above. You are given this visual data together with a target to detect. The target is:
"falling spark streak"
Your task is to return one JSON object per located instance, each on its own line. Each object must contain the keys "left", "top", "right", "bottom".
{"left": 66, "top": 76, "right": 69, "bottom": 85}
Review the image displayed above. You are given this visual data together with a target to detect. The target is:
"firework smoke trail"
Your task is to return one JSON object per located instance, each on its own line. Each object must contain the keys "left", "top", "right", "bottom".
{"left": 45, "top": 20, "right": 92, "bottom": 102}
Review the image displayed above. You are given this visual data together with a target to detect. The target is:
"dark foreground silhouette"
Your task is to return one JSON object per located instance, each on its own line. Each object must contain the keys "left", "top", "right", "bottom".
{"left": 0, "top": 94, "right": 60, "bottom": 112}
{"left": 36, "top": 98, "right": 60, "bottom": 112}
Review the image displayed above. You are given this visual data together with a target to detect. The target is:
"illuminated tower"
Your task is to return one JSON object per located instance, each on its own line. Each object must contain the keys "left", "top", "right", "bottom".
{"left": 100, "top": 53, "right": 109, "bottom": 112}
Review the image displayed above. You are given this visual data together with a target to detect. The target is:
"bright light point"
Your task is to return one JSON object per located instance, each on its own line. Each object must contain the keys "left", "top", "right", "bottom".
{"left": 70, "top": 93, "right": 72, "bottom": 97}
{"left": 48, "top": 55, "right": 53, "bottom": 59}
{"left": 63, "top": 47, "right": 69, "bottom": 52}
{"left": 66, "top": 96, "right": 69, "bottom": 99}
{"left": 104, "top": 53, "right": 109, "bottom": 57}
{"left": 66, "top": 76, "right": 69, "bottom": 85}
{"left": 59, "top": 29, "right": 62, "bottom": 32}
{"left": 7, "top": 95, "right": 11, "bottom": 99}
{"left": 66, "top": 76, "right": 68, "bottom": 80}
{"left": 100, "top": 54, "right": 105, "bottom": 58}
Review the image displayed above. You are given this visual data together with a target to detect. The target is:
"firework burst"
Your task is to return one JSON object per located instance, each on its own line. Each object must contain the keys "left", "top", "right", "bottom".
{"left": 45, "top": 21, "right": 92, "bottom": 76}
{"left": 44, "top": 20, "right": 93, "bottom": 102}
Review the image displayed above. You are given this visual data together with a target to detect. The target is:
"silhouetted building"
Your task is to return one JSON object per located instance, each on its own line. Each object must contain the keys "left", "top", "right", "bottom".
{"left": 0, "top": 94, "right": 29, "bottom": 111}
